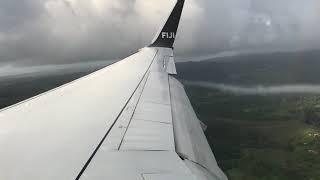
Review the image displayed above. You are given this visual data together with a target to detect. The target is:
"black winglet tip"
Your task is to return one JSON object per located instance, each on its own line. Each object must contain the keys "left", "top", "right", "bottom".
{"left": 149, "top": 0, "right": 185, "bottom": 48}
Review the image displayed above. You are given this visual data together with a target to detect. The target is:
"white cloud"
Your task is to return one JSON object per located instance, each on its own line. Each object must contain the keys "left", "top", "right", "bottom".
{"left": 0, "top": 0, "right": 319, "bottom": 65}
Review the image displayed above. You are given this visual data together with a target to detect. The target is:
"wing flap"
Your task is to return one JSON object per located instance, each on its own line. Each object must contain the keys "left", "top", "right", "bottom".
{"left": 99, "top": 71, "right": 150, "bottom": 151}
{"left": 119, "top": 119, "right": 174, "bottom": 151}
{"left": 119, "top": 72, "right": 175, "bottom": 151}
{"left": 169, "top": 76, "right": 228, "bottom": 180}
{"left": 142, "top": 173, "right": 197, "bottom": 180}
{"left": 79, "top": 151, "right": 193, "bottom": 180}
{"left": 166, "top": 56, "right": 177, "bottom": 75}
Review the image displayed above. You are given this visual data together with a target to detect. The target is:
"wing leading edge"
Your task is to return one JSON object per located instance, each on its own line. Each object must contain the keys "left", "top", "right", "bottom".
{"left": 0, "top": 0, "right": 227, "bottom": 180}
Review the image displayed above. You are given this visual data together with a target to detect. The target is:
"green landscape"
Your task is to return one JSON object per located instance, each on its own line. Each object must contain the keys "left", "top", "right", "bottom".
{"left": 177, "top": 50, "right": 320, "bottom": 180}
{"left": 183, "top": 85, "right": 320, "bottom": 180}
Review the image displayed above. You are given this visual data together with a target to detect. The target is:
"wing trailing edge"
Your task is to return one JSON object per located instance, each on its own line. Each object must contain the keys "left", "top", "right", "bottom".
{"left": 149, "top": 0, "right": 185, "bottom": 48}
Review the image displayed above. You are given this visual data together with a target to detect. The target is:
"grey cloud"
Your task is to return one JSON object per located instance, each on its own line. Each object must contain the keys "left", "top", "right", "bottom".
{"left": 0, "top": 0, "right": 319, "bottom": 66}
{"left": 0, "top": 0, "right": 44, "bottom": 32}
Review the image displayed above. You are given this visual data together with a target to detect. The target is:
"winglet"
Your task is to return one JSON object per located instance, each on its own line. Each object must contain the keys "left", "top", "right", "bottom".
{"left": 149, "top": 0, "right": 185, "bottom": 48}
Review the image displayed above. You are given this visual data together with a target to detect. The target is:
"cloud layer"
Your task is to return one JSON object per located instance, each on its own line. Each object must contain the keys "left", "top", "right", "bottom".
{"left": 185, "top": 81, "right": 320, "bottom": 95}
{"left": 0, "top": 0, "right": 319, "bottom": 65}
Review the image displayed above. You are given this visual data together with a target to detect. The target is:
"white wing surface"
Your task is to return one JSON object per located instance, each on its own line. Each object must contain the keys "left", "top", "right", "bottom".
{"left": 0, "top": 0, "right": 227, "bottom": 180}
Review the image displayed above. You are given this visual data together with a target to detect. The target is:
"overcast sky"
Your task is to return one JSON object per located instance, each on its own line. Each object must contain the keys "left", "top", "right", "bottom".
{"left": 0, "top": 0, "right": 319, "bottom": 66}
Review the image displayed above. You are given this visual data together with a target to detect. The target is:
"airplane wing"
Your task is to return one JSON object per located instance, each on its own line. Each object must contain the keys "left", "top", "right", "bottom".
{"left": 0, "top": 0, "right": 227, "bottom": 180}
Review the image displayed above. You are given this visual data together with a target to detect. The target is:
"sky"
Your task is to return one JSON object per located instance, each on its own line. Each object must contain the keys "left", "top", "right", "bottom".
{"left": 0, "top": 0, "right": 320, "bottom": 66}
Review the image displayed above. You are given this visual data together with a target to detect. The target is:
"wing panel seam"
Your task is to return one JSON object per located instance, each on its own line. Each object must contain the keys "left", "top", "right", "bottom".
{"left": 117, "top": 71, "right": 151, "bottom": 150}
{"left": 74, "top": 50, "right": 158, "bottom": 180}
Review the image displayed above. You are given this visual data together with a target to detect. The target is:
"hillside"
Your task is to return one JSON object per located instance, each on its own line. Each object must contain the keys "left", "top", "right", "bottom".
{"left": 177, "top": 50, "right": 320, "bottom": 85}
{"left": 176, "top": 50, "right": 320, "bottom": 180}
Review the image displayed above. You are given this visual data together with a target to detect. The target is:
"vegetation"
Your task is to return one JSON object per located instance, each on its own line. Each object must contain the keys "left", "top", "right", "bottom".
{"left": 184, "top": 85, "right": 320, "bottom": 180}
